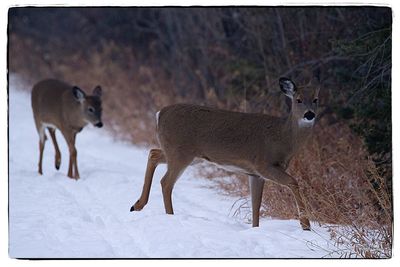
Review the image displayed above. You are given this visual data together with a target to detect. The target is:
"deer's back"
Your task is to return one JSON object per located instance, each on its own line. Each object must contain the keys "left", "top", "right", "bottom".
{"left": 31, "top": 79, "right": 73, "bottom": 127}
{"left": 157, "top": 104, "right": 286, "bottom": 165}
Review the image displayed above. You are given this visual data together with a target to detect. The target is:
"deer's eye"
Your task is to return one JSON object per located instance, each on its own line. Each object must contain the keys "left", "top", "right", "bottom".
{"left": 313, "top": 98, "right": 318, "bottom": 104}
{"left": 296, "top": 99, "right": 303, "bottom": 104}
{"left": 88, "top": 107, "right": 95, "bottom": 113}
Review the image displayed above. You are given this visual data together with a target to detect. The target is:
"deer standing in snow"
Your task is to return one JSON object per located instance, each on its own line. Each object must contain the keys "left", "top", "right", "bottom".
{"left": 31, "top": 79, "right": 103, "bottom": 179}
{"left": 131, "top": 76, "right": 319, "bottom": 230}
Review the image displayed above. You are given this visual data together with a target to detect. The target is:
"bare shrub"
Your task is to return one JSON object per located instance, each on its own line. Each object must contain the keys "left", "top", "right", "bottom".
{"left": 323, "top": 161, "right": 392, "bottom": 258}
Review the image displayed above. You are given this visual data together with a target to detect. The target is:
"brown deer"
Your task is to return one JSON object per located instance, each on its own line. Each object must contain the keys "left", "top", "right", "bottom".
{"left": 130, "top": 76, "right": 319, "bottom": 230}
{"left": 31, "top": 79, "right": 103, "bottom": 180}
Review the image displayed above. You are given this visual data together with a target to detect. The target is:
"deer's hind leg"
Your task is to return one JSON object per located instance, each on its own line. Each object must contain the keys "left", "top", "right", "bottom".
{"left": 131, "top": 149, "right": 166, "bottom": 211}
{"left": 160, "top": 153, "right": 193, "bottom": 215}
{"left": 48, "top": 128, "right": 61, "bottom": 170}
{"left": 34, "top": 122, "right": 47, "bottom": 175}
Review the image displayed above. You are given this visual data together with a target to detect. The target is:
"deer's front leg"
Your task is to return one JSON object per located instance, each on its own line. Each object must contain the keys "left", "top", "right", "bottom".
{"left": 73, "top": 147, "right": 80, "bottom": 179}
{"left": 249, "top": 175, "right": 265, "bottom": 227}
{"left": 67, "top": 144, "right": 78, "bottom": 179}
{"left": 63, "top": 131, "right": 79, "bottom": 180}
{"left": 257, "top": 165, "right": 310, "bottom": 230}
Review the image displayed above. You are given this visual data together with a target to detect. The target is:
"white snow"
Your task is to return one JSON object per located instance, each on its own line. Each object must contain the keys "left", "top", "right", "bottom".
{"left": 8, "top": 75, "right": 339, "bottom": 258}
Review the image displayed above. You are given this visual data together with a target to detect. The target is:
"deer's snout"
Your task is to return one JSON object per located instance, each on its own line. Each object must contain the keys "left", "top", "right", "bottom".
{"left": 95, "top": 122, "right": 103, "bottom": 128}
{"left": 303, "top": 111, "right": 315, "bottom": 121}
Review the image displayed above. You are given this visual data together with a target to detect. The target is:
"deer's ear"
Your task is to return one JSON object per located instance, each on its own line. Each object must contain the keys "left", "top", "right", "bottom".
{"left": 279, "top": 77, "right": 297, "bottom": 99}
{"left": 93, "top": 85, "right": 102, "bottom": 97}
{"left": 72, "top": 86, "right": 86, "bottom": 102}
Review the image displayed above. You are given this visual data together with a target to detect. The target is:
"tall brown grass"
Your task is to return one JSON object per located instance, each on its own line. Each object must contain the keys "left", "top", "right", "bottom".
{"left": 9, "top": 34, "right": 392, "bottom": 258}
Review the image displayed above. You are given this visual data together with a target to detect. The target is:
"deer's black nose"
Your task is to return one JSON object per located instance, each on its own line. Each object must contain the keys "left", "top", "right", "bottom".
{"left": 304, "top": 111, "right": 315, "bottom": 121}
{"left": 95, "top": 122, "right": 103, "bottom": 128}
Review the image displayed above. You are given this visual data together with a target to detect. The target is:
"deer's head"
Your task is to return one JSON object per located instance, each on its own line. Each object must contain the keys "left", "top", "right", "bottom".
{"left": 279, "top": 77, "right": 320, "bottom": 128}
{"left": 72, "top": 85, "right": 103, "bottom": 128}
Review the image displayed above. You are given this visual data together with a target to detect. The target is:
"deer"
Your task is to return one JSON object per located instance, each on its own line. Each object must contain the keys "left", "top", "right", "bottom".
{"left": 31, "top": 79, "right": 103, "bottom": 180}
{"left": 130, "top": 76, "right": 320, "bottom": 230}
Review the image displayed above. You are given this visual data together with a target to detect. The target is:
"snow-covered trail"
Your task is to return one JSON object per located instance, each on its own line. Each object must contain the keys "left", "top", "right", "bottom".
{"left": 8, "top": 75, "right": 337, "bottom": 258}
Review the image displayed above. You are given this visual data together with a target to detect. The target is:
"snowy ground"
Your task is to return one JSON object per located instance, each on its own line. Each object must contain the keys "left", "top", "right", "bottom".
{"left": 8, "top": 75, "right": 339, "bottom": 258}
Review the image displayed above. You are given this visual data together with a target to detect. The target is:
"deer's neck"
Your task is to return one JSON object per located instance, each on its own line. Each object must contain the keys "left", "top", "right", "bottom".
{"left": 284, "top": 113, "right": 314, "bottom": 150}
{"left": 62, "top": 102, "right": 88, "bottom": 131}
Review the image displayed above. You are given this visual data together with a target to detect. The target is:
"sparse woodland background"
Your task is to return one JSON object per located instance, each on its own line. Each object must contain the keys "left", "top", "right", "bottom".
{"left": 8, "top": 7, "right": 392, "bottom": 258}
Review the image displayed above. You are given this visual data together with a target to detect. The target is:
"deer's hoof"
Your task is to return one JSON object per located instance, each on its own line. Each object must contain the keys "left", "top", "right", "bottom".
{"left": 300, "top": 218, "right": 311, "bottom": 231}
{"left": 67, "top": 174, "right": 79, "bottom": 180}
{"left": 55, "top": 161, "right": 61, "bottom": 170}
{"left": 131, "top": 200, "right": 144, "bottom": 212}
